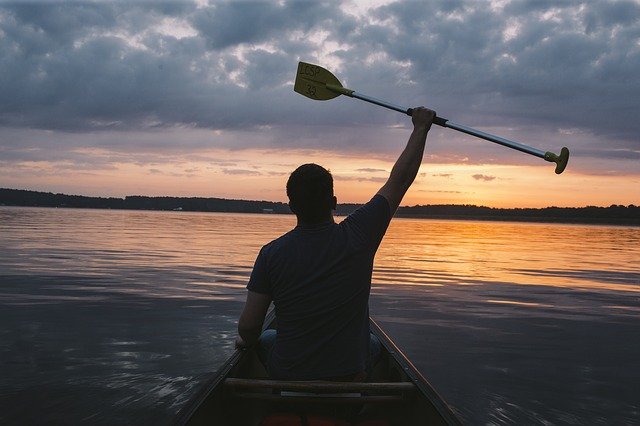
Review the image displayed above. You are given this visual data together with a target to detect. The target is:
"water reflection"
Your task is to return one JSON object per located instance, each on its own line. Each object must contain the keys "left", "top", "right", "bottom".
{"left": 1, "top": 207, "right": 639, "bottom": 424}
{"left": 378, "top": 218, "right": 640, "bottom": 293}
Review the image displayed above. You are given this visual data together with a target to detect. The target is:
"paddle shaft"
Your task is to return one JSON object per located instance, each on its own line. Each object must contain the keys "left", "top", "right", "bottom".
{"left": 352, "top": 91, "right": 547, "bottom": 159}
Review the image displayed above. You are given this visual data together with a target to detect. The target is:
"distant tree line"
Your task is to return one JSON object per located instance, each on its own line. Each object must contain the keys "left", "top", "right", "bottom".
{"left": 393, "top": 204, "right": 639, "bottom": 225}
{"left": 1, "top": 188, "right": 638, "bottom": 225}
{"left": 0, "top": 188, "right": 291, "bottom": 214}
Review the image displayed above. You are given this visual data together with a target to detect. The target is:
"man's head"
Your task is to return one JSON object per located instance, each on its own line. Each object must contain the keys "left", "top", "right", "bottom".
{"left": 287, "top": 163, "right": 337, "bottom": 223}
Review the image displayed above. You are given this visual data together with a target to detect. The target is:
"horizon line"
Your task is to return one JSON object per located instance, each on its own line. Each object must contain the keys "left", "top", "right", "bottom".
{"left": 1, "top": 187, "right": 637, "bottom": 210}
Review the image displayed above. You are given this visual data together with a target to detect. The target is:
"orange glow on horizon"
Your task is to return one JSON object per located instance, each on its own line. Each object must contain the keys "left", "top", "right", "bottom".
{"left": 1, "top": 148, "right": 638, "bottom": 208}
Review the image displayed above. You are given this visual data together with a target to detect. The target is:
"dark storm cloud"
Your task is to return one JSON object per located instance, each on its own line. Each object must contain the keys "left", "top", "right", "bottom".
{"left": 0, "top": 0, "right": 638, "bottom": 171}
{"left": 191, "top": 1, "right": 346, "bottom": 49}
{"left": 351, "top": 0, "right": 640, "bottom": 146}
{"left": 0, "top": 0, "right": 367, "bottom": 142}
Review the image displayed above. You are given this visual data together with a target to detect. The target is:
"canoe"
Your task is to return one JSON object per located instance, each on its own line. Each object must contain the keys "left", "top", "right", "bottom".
{"left": 174, "top": 311, "right": 461, "bottom": 425}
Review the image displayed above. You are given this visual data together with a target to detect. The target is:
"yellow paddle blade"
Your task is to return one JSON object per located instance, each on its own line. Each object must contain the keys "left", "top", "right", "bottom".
{"left": 294, "top": 62, "right": 351, "bottom": 101}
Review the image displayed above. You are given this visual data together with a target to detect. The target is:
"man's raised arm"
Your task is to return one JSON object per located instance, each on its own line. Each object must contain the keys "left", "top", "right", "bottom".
{"left": 377, "top": 107, "right": 436, "bottom": 213}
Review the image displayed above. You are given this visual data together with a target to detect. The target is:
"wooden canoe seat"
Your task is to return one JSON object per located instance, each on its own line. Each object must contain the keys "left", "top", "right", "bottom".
{"left": 224, "top": 378, "right": 416, "bottom": 404}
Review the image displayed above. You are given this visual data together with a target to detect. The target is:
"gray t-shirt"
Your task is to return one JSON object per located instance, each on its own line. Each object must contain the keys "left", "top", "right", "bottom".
{"left": 247, "top": 195, "right": 391, "bottom": 379}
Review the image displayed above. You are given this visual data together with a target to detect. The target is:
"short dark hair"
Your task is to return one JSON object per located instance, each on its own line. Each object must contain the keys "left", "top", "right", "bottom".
{"left": 287, "top": 164, "right": 334, "bottom": 222}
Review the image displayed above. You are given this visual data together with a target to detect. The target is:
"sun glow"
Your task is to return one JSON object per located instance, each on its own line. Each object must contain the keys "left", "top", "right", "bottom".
{"left": 3, "top": 145, "right": 638, "bottom": 209}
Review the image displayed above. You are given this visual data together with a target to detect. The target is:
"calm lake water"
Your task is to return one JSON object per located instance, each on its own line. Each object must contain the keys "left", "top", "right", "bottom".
{"left": 1, "top": 206, "right": 639, "bottom": 425}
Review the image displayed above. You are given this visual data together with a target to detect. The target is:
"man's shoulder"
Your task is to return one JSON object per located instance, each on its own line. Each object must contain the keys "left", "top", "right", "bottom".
{"left": 260, "top": 228, "right": 297, "bottom": 255}
{"left": 366, "top": 194, "right": 391, "bottom": 212}
{"left": 342, "top": 194, "right": 391, "bottom": 224}
{"left": 338, "top": 194, "right": 392, "bottom": 247}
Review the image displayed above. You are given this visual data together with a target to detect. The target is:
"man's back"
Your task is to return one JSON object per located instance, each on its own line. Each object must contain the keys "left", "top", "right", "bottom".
{"left": 247, "top": 195, "right": 391, "bottom": 379}
{"left": 236, "top": 108, "right": 435, "bottom": 380}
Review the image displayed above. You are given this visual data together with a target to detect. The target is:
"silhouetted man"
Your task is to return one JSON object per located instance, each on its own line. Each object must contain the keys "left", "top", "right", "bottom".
{"left": 236, "top": 107, "right": 436, "bottom": 380}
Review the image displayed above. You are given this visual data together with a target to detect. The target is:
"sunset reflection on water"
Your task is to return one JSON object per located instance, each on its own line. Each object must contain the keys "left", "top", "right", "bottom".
{"left": 1, "top": 207, "right": 639, "bottom": 424}
{"left": 377, "top": 218, "right": 639, "bottom": 294}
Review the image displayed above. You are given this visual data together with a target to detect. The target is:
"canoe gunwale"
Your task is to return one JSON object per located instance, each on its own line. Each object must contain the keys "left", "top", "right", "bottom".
{"left": 173, "top": 311, "right": 276, "bottom": 425}
{"left": 369, "top": 317, "right": 462, "bottom": 425}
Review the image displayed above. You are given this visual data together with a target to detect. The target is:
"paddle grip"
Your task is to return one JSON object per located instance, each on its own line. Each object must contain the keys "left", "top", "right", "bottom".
{"left": 406, "top": 108, "right": 447, "bottom": 126}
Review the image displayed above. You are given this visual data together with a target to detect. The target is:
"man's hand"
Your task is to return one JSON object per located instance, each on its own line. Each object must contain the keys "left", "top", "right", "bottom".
{"left": 235, "top": 336, "right": 250, "bottom": 350}
{"left": 411, "top": 106, "right": 436, "bottom": 132}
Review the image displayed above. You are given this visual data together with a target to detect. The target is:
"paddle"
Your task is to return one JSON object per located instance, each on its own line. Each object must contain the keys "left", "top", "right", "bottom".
{"left": 294, "top": 62, "right": 570, "bottom": 174}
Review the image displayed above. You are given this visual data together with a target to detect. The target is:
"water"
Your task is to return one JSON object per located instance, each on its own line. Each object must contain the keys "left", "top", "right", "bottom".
{"left": 1, "top": 206, "right": 638, "bottom": 424}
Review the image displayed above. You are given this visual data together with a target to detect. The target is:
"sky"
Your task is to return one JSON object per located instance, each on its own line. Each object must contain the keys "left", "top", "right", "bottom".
{"left": 0, "top": 0, "right": 639, "bottom": 208}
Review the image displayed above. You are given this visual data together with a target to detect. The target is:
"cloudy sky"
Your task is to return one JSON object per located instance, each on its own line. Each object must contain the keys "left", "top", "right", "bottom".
{"left": 1, "top": 0, "right": 638, "bottom": 208}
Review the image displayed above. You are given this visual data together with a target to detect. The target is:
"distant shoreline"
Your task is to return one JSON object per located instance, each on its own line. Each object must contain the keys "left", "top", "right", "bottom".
{"left": 1, "top": 188, "right": 638, "bottom": 226}
{"left": 394, "top": 213, "right": 639, "bottom": 226}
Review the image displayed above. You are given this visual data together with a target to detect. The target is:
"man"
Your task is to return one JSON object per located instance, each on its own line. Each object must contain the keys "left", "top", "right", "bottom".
{"left": 235, "top": 107, "right": 436, "bottom": 381}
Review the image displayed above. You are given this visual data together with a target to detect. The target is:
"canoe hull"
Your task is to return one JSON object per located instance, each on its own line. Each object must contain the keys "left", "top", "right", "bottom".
{"left": 175, "top": 312, "right": 460, "bottom": 425}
